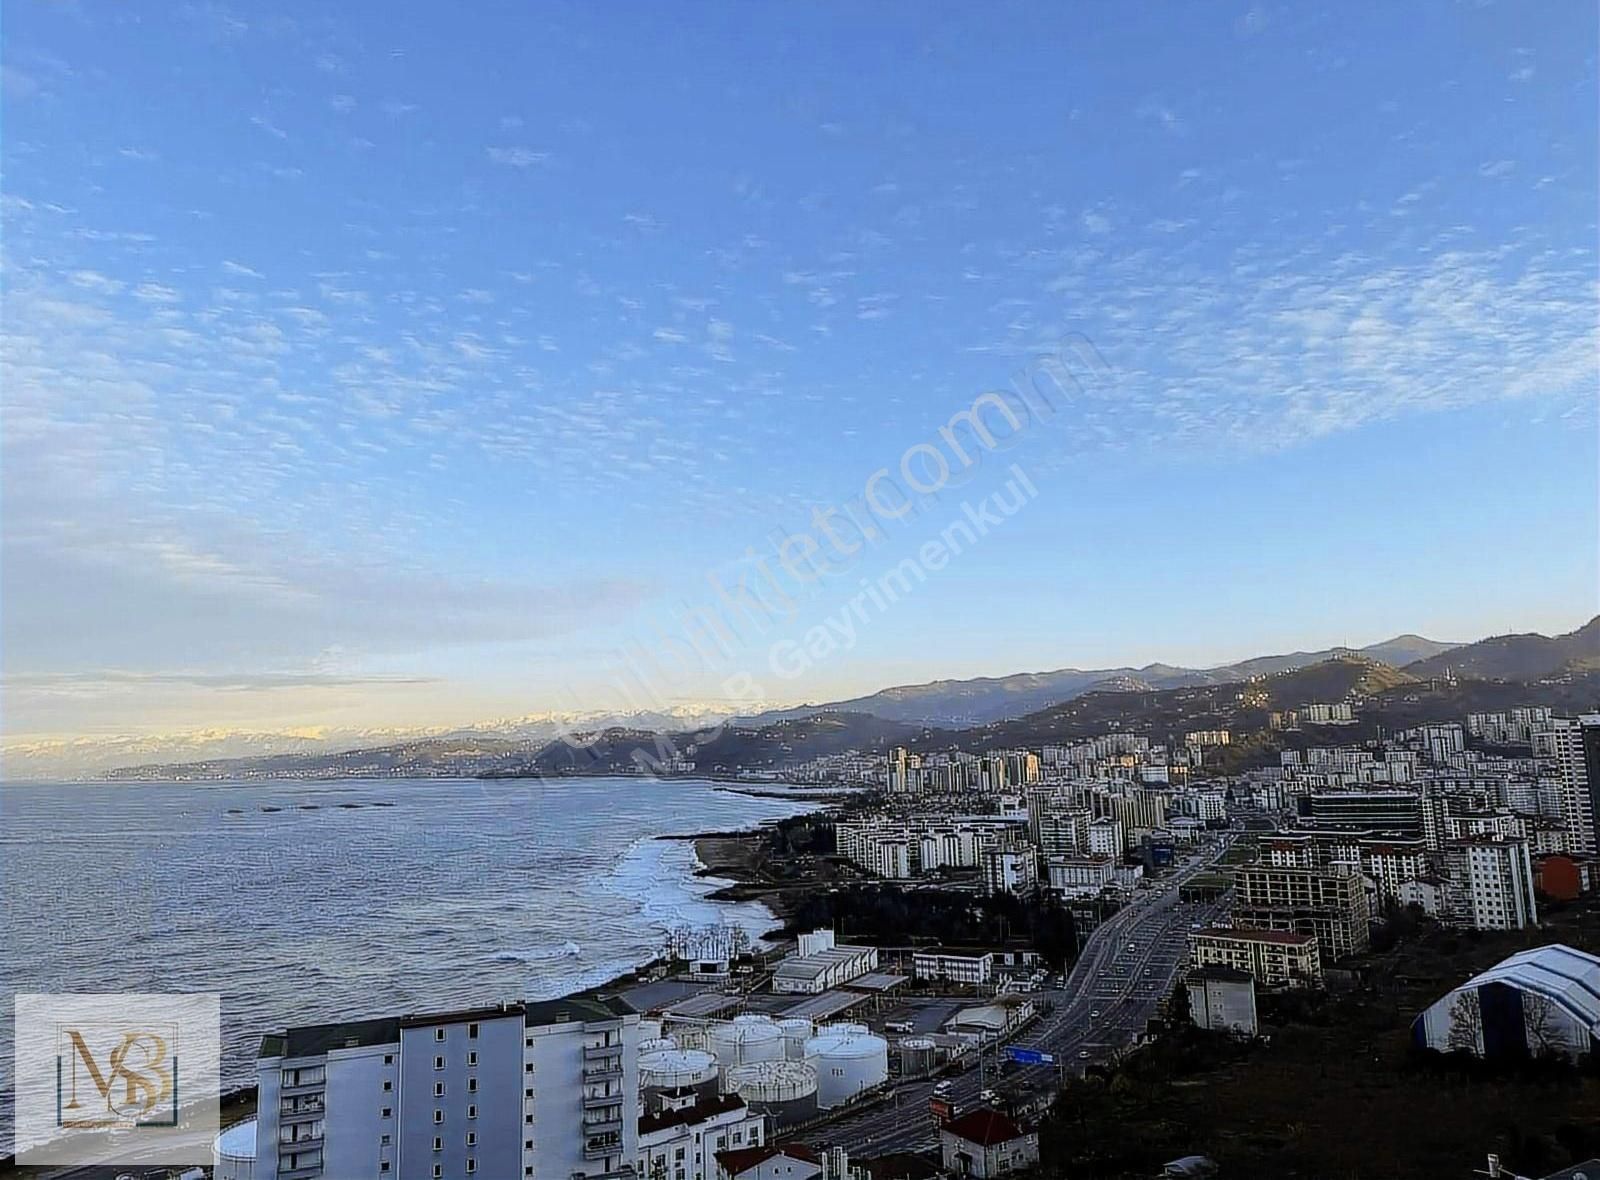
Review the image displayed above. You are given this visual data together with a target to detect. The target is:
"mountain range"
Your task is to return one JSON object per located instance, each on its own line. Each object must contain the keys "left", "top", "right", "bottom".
{"left": 80, "top": 616, "right": 1598, "bottom": 782}
{"left": 741, "top": 634, "right": 1461, "bottom": 728}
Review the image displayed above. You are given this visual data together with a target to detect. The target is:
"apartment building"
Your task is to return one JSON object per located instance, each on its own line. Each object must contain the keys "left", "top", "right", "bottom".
{"left": 1234, "top": 865, "right": 1371, "bottom": 958}
{"left": 1442, "top": 836, "right": 1539, "bottom": 931}
{"left": 1533, "top": 716, "right": 1600, "bottom": 856}
{"left": 256, "top": 996, "right": 640, "bottom": 1180}
{"left": 1046, "top": 854, "right": 1115, "bottom": 898}
{"left": 1086, "top": 816, "right": 1124, "bottom": 858}
{"left": 637, "top": 1094, "right": 765, "bottom": 1180}
{"left": 981, "top": 843, "right": 1039, "bottom": 896}
{"left": 1189, "top": 927, "right": 1322, "bottom": 988}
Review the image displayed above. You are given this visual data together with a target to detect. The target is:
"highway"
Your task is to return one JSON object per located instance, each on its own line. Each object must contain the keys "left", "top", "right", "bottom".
{"left": 800, "top": 833, "right": 1237, "bottom": 1155}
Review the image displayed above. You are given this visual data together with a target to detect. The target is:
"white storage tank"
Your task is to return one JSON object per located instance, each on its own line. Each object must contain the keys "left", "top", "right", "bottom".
{"left": 639, "top": 1047, "right": 720, "bottom": 1107}
{"left": 804, "top": 1030, "right": 888, "bottom": 1109}
{"left": 724, "top": 1059, "right": 819, "bottom": 1127}
{"left": 213, "top": 1118, "right": 257, "bottom": 1180}
{"left": 819, "top": 1021, "right": 870, "bottom": 1038}
{"left": 897, "top": 1036, "right": 937, "bottom": 1075}
{"left": 708, "top": 1016, "right": 784, "bottom": 1068}
{"left": 777, "top": 1017, "right": 814, "bottom": 1060}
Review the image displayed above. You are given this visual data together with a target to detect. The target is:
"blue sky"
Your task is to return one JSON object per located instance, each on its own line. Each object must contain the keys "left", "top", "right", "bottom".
{"left": 2, "top": 2, "right": 1596, "bottom": 752}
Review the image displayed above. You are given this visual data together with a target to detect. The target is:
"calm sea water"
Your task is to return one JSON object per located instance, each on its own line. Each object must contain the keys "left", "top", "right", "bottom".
{"left": 0, "top": 776, "right": 814, "bottom": 1150}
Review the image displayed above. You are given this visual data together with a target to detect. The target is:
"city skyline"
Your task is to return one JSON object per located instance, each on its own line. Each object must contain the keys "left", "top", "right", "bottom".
{"left": 3, "top": 2, "right": 1596, "bottom": 750}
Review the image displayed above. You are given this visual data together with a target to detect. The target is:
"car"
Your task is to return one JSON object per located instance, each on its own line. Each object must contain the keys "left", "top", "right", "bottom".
{"left": 1078, "top": 1049, "right": 1091, "bottom": 1059}
{"left": 933, "top": 1080, "right": 952, "bottom": 1095}
{"left": 980, "top": 1088, "right": 1000, "bottom": 1104}
{"left": 1089, "top": 1009, "right": 1101, "bottom": 1019}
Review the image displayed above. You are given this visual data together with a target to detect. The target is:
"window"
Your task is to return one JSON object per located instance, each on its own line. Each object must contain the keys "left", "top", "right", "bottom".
{"left": 432, "top": 1138, "right": 442, "bottom": 1153}
{"left": 469, "top": 1022, "right": 479, "bottom": 1039}
{"left": 435, "top": 1028, "right": 446, "bottom": 1042}
{"left": 525, "top": 1062, "right": 534, "bottom": 1073}
{"left": 466, "top": 1132, "right": 477, "bottom": 1146}
{"left": 525, "top": 1036, "right": 534, "bottom": 1047}
{"left": 433, "top": 1167, "right": 442, "bottom": 1180}
{"left": 468, "top": 1078, "right": 478, "bottom": 1093}
{"left": 435, "top": 1056, "right": 445, "bottom": 1070}
{"left": 383, "top": 1054, "right": 394, "bottom": 1065}
{"left": 381, "top": 1164, "right": 390, "bottom": 1174}
{"left": 524, "top": 1087, "right": 533, "bottom": 1098}
{"left": 433, "top": 1110, "right": 443, "bottom": 1125}
{"left": 381, "top": 1107, "right": 392, "bottom": 1119}
{"left": 525, "top": 1114, "right": 533, "bottom": 1125}
{"left": 468, "top": 1104, "right": 477, "bottom": 1119}
{"left": 525, "top": 1140, "right": 533, "bottom": 1150}
{"left": 467, "top": 1159, "right": 477, "bottom": 1174}
{"left": 467, "top": 1051, "right": 478, "bottom": 1066}
{"left": 381, "top": 1134, "right": 391, "bottom": 1147}
{"left": 434, "top": 1082, "right": 445, "bottom": 1097}
{"left": 383, "top": 1080, "right": 393, "bottom": 1092}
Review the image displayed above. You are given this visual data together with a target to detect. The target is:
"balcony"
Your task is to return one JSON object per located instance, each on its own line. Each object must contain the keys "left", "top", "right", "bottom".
{"left": 280, "top": 1098, "right": 325, "bottom": 1120}
{"left": 583, "top": 1042, "right": 621, "bottom": 1061}
{"left": 278, "top": 1079, "right": 326, "bottom": 1098}
{"left": 582, "top": 1061, "right": 623, "bottom": 1080}
{"left": 278, "top": 1130, "right": 325, "bottom": 1149}
{"left": 583, "top": 1089, "right": 622, "bottom": 1110}
{"left": 584, "top": 1132, "right": 623, "bottom": 1160}
{"left": 583, "top": 1115, "right": 623, "bottom": 1136}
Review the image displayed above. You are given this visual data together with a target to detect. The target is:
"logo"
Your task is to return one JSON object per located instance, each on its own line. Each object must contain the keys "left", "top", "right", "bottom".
{"left": 57, "top": 1022, "right": 179, "bottom": 1129}
{"left": 15, "top": 993, "right": 220, "bottom": 1167}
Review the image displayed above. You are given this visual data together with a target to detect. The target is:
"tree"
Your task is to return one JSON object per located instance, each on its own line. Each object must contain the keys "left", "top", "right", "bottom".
{"left": 1446, "top": 989, "right": 1483, "bottom": 1055}
{"left": 1524, "top": 991, "right": 1564, "bottom": 1059}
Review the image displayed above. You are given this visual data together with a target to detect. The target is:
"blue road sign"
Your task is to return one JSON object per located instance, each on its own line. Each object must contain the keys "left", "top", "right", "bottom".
{"left": 1005, "top": 1046, "right": 1055, "bottom": 1065}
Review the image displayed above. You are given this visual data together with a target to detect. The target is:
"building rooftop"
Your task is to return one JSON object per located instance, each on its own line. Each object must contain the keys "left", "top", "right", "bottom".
{"left": 1194, "top": 926, "right": 1315, "bottom": 946}
{"left": 637, "top": 1093, "right": 747, "bottom": 1137}
{"left": 259, "top": 993, "right": 635, "bottom": 1058}
{"left": 715, "top": 1145, "right": 821, "bottom": 1176}
{"left": 942, "top": 1107, "right": 1028, "bottom": 1146}
{"left": 261, "top": 1015, "right": 401, "bottom": 1059}
{"left": 524, "top": 994, "right": 635, "bottom": 1026}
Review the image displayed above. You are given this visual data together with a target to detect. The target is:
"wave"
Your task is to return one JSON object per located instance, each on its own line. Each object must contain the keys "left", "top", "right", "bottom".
{"left": 492, "top": 940, "right": 582, "bottom": 964}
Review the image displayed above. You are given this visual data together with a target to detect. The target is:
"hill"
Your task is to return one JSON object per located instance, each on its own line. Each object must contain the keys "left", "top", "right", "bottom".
{"left": 1405, "top": 615, "right": 1600, "bottom": 682}
{"left": 746, "top": 634, "right": 1459, "bottom": 728}
{"left": 951, "top": 656, "right": 1416, "bottom": 753}
{"left": 501, "top": 712, "right": 939, "bottom": 778}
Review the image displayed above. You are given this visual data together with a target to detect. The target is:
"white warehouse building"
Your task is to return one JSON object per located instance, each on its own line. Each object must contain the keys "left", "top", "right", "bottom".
{"left": 1412, "top": 944, "right": 1600, "bottom": 1062}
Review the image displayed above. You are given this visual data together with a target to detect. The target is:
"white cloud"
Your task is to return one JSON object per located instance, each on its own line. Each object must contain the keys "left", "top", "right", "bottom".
{"left": 486, "top": 146, "right": 549, "bottom": 167}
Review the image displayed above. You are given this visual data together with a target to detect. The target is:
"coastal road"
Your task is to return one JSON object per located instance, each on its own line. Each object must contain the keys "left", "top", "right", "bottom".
{"left": 803, "top": 834, "right": 1237, "bottom": 1155}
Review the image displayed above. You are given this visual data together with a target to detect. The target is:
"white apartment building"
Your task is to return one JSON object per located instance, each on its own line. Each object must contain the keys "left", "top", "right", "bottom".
{"left": 1087, "top": 816, "right": 1124, "bottom": 858}
{"left": 1534, "top": 717, "right": 1600, "bottom": 856}
{"left": 255, "top": 995, "right": 640, "bottom": 1180}
{"left": 1443, "top": 837, "right": 1539, "bottom": 931}
{"left": 981, "top": 844, "right": 1038, "bottom": 896}
{"left": 637, "top": 1094, "right": 765, "bottom": 1180}
{"left": 1046, "top": 854, "right": 1115, "bottom": 898}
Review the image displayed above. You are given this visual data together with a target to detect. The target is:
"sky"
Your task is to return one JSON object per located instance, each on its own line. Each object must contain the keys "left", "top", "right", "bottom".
{"left": 2, "top": 2, "right": 1597, "bottom": 764}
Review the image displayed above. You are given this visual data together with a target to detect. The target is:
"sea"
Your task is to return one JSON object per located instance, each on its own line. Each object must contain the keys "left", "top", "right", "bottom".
{"left": 0, "top": 776, "right": 820, "bottom": 1153}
